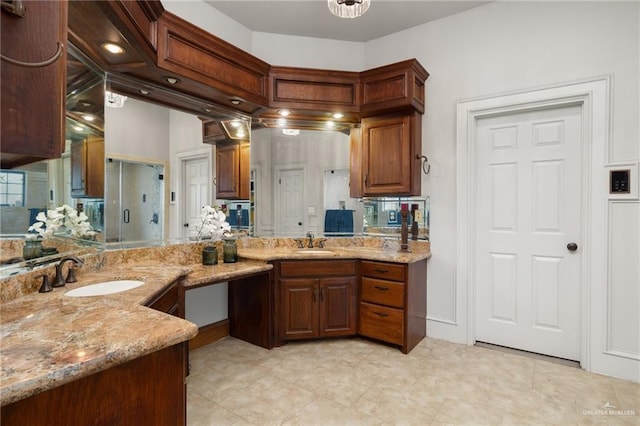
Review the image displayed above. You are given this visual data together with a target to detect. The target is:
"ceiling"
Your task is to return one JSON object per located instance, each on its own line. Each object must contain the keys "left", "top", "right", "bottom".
{"left": 204, "top": 1, "right": 490, "bottom": 43}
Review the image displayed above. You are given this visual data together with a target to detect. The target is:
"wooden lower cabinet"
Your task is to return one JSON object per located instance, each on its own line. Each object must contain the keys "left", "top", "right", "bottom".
{"left": 146, "top": 278, "right": 184, "bottom": 318}
{"left": 278, "top": 260, "right": 357, "bottom": 341}
{"left": 1, "top": 342, "right": 188, "bottom": 426}
{"left": 358, "top": 259, "right": 427, "bottom": 353}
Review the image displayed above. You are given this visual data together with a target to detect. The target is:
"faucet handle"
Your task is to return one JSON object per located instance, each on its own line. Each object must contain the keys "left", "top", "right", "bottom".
{"left": 315, "top": 238, "right": 327, "bottom": 248}
{"left": 38, "top": 274, "right": 52, "bottom": 293}
{"left": 66, "top": 266, "right": 78, "bottom": 283}
{"left": 293, "top": 238, "right": 305, "bottom": 249}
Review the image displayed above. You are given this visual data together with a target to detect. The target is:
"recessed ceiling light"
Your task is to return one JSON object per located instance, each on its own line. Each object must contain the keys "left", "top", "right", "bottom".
{"left": 202, "top": 108, "right": 212, "bottom": 113}
{"left": 163, "top": 76, "right": 180, "bottom": 84}
{"left": 230, "top": 99, "right": 243, "bottom": 105}
{"left": 138, "top": 89, "right": 150, "bottom": 95}
{"left": 282, "top": 129, "right": 300, "bottom": 136}
{"left": 79, "top": 100, "right": 95, "bottom": 108}
{"left": 332, "top": 112, "right": 344, "bottom": 119}
{"left": 73, "top": 126, "right": 84, "bottom": 132}
{"left": 102, "top": 42, "right": 125, "bottom": 54}
{"left": 278, "top": 109, "right": 291, "bottom": 117}
{"left": 82, "top": 114, "right": 95, "bottom": 122}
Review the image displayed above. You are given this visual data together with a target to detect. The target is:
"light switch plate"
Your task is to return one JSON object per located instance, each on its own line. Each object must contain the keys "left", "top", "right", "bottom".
{"left": 605, "top": 161, "right": 639, "bottom": 200}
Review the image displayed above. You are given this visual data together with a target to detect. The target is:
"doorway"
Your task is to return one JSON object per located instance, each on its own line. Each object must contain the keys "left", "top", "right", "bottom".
{"left": 105, "top": 159, "right": 164, "bottom": 243}
{"left": 474, "top": 105, "right": 582, "bottom": 361}
{"left": 182, "top": 157, "right": 210, "bottom": 239}
{"left": 274, "top": 166, "right": 305, "bottom": 236}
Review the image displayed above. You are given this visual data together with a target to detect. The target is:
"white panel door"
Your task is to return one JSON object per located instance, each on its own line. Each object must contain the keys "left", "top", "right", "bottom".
{"left": 275, "top": 168, "right": 305, "bottom": 236}
{"left": 184, "top": 158, "right": 210, "bottom": 238}
{"left": 475, "top": 105, "right": 582, "bottom": 361}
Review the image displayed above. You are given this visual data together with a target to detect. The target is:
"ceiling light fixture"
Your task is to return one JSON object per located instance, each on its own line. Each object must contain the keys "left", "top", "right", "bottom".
{"left": 278, "top": 109, "right": 291, "bottom": 117}
{"left": 82, "top": 114, "right": 95, "bottom": 122}
{"left": 283, "top": 129, "right": 300, "bottom": 136}
{"left": 327, "top": 0, "right": 370, "bottom": 19}
{"left": 332, "top": 112, "right": 344, "bottom": 119}
{"left": 230, "top": 99, "right": 243, "bottom": 105}
{"left": 139, "top": 89, "right": 150, "bottom": 95}
{"left": 163, "top": 76, "right": 180, "bottom": 84}
{"left": 101, "top": 42, "right": 125, "bottom": 54}
{"left": 73, "top": 126, "right": 84, "bottom": 132}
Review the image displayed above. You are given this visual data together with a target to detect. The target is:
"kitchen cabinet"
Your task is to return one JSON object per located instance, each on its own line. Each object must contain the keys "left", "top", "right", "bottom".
{"left": 358, "top": 259, "right": 427, "bottom": 353}
{"left": 278, "top": 260, "right": 357, "bottom": 340}
{"left": 1, "top": 342, "right": 188, "bottom": 425}
{"left": 215, "top": 140, "right": 250, "bottom": 200}
{"left": 70, "top": 135, "right": 104, "bottom": 198}
{"left": 0, "top": 0, "right": 67, "bottom": 168}
{"left": 353, "top": 112, "right": 422, "bottom": 197}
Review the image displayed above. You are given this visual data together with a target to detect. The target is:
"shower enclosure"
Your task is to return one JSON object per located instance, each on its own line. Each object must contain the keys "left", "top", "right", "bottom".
{"left": 105, "top": 159, "right": 164, "bottom": 242}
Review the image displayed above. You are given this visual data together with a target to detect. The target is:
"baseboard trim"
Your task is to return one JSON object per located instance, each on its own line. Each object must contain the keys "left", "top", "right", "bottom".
{"left": 189, "top": 319, "right": 229, "bottom": 350}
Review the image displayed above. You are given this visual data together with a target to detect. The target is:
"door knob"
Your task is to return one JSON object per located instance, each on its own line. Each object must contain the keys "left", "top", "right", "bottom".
{"left": 567, "top": 242, "right": 578, "bottom": 252}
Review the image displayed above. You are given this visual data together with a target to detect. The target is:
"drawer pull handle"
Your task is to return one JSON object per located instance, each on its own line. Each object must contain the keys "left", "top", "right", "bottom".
{"left": 373, "top": 312, "right": 389, "bottom": 318}
{"left": 374, "top": 269, "right": 388, "bottom": 274}
{"left": 374, "top": 285, "right": 389, "bottom": 291}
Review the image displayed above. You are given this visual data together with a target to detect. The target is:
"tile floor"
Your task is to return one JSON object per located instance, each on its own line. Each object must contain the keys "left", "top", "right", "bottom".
{"left": 187, "top": 337, "right": 640, "bottom": 425}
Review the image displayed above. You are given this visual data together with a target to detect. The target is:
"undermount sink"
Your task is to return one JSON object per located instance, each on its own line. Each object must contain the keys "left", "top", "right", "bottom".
{"left": 65, "top": 280, "right": 145, "bottom": 297}
{"left": 296, "top": 250, "right": 334, "bottom": 255}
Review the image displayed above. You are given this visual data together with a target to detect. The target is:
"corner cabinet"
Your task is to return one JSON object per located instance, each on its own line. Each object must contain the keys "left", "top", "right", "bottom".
{"left": 351, "top": 112, "right": 422, "bottom": 197}
{"left": 278, "top": 260, "right": 357, "bottom": 341}
{"left": 0, "top": 0, "right": 67, "bottom": 168}
{"left": 70, "top": 135, "right": 104, "bottom": 198}
{"left": 358, "top": 259, "right": 427, "bottom": 353}
{"left": 215, "top": 141, "right": 250, "bottom": 200}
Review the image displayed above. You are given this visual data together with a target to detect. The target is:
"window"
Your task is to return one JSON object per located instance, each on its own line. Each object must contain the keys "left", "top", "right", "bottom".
{"left": 0, "top": 170, "right": 26, "bottom": 206}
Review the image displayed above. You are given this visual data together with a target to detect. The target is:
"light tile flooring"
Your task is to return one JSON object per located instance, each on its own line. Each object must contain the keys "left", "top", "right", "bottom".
{"left": 187, "top": 337, "right": 640, "bottom": 425}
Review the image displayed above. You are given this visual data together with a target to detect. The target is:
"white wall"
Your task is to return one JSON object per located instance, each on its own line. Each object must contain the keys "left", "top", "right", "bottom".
{"left": 364, "top": 1, "right": 639, "bottom": 382}
{"left": 105, "top": 97, "right": 171, "bottom": 162}
{"left": 252, "top": 32, "right": 365, "bottom": 71}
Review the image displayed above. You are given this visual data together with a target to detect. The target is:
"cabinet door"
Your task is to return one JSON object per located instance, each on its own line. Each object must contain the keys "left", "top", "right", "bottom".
{"left": 70, "top": 135, "right": 104, "bottom": 198}
{"left": 216, "top": 143, "right": 240, "bottom": 199}
{"left": 0, "top": 0, "right": 67, "bottom": 168}
{"left": 361, "top": 114, "right": 416, "bottom": 196}
{"left": 319, "top": 276, "right": 357, "bottom": 337}
{"left": 281, "top": 278, "right": 318, "bottom": 340}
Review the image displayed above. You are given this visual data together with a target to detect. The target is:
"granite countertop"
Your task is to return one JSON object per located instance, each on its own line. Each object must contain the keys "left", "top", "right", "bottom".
{"left": 0, "top": 263, "right": 199, "bottom": 406}
{"left": 183, "top": 261, "right": 273, "bottom": 289}
{"left": 237, "top": 246, "right": 431, "bottom": 263}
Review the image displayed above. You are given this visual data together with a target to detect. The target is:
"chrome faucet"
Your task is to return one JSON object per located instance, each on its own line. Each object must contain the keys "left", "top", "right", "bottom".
{"left": 306, "top": 232, "right": 314, "bottom": 248}
{"left": 53, "top": 256, "right": 84, "bottom": 288}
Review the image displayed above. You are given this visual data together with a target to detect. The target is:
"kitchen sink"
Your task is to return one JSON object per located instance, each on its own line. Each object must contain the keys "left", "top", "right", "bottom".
{"left": 65, "top": 280, "right": 144, "bottom": 297}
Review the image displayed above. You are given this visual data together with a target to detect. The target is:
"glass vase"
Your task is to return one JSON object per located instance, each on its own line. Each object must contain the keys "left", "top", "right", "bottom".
{"left": 223, "top": 238, "right": 237, "bottom": 263}
{"left": 202, "top": 246, "right": 218, "bottom": 265}
{"left": 23, "top": 239, "right": 43, "bottom": 260}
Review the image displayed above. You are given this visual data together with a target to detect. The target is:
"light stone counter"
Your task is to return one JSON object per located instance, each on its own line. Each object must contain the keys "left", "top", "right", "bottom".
{"left": 0, "top": 263, "right": 198, "bottom": 406}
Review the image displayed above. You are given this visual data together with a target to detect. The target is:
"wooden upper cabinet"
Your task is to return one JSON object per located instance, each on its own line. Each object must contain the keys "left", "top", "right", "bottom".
{"left": 156, "top": 12, "right": 270, "bottom": 107}
{"left": 269, "top": 66, "right": 360, "bottom": 114}
{"left": 201, "top": 119, "right": 227, "bottom": 145}
{"left": 216, "top": 141, "right": 250, "bottom": 200}
{"left": 70, "top": 135, "right": 105, "bottom": 198}
{"left": 360, "top": 59, "right": 429, "bottom": 117}
{"left": 1, "top": 0, "right": 67, "bottom": 168}
{"left": 356, "top": 112, "right": 422, "bottom": 196}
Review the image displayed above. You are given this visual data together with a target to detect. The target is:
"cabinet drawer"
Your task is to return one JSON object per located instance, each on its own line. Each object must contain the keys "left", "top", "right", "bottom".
{"left": 280, "top": 260, "right": 356, "bottom": 277}
{"left": 361, "top": 261, "right": 405, "bottom": 282}
{"left": 359, "top": 302, "right": 404, "bottom": 345}
{"left": 361, "top": 277, "right": 404, "bottom": 308}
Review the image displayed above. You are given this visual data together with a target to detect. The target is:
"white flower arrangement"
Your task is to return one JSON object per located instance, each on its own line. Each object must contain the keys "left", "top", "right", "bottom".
{"left": 26, "top": 205, "right": 97, "bottom": 240}
{"left": 193, "top": 205, "right": 231, "bottom": 241}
